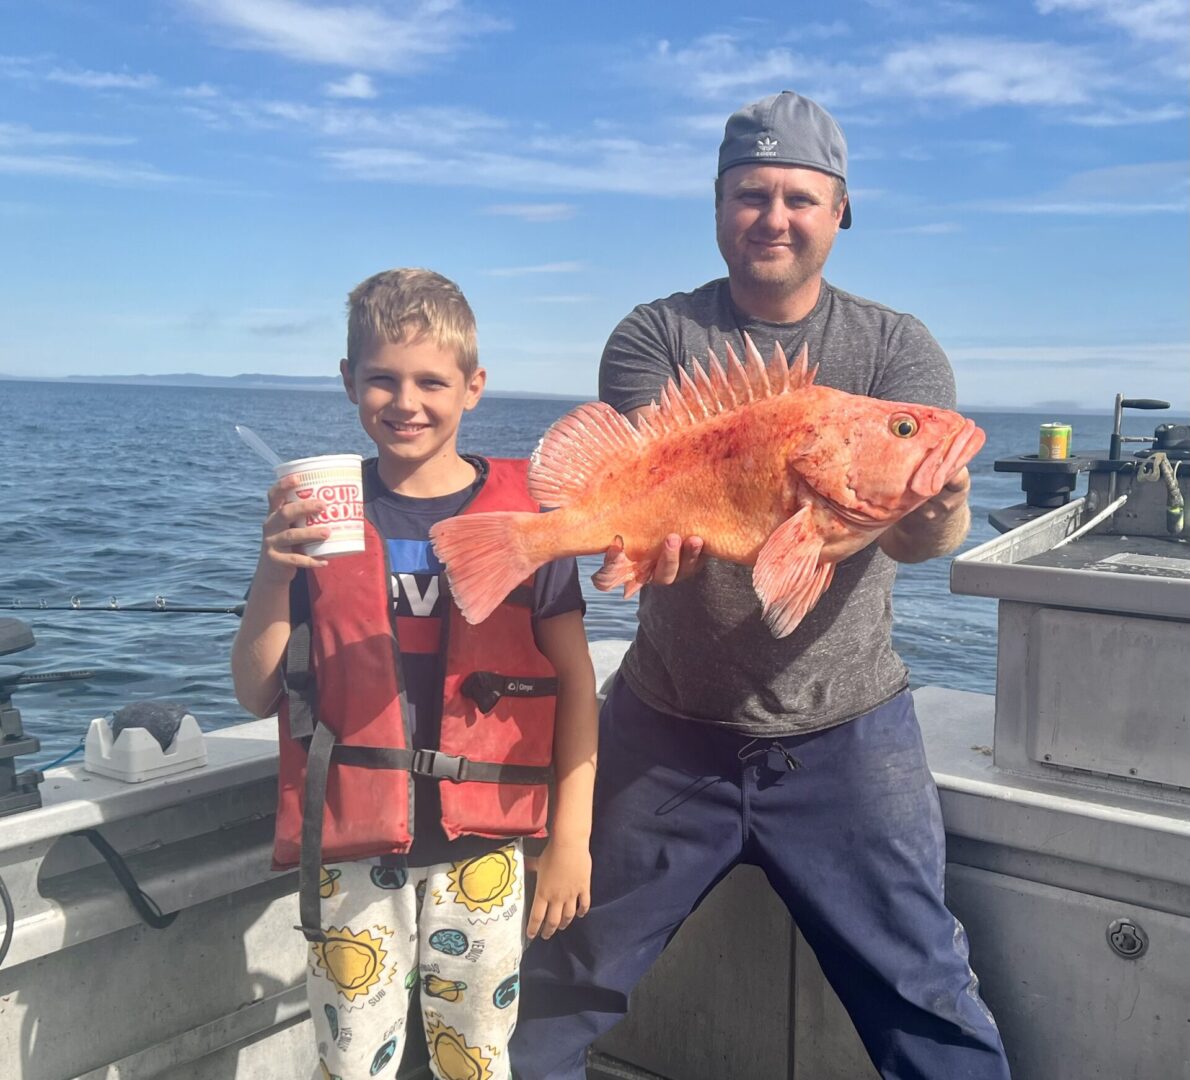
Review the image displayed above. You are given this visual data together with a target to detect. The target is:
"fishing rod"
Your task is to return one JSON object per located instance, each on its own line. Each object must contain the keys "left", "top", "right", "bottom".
{"left": 5, "top": 595, "right": 245, "bottom": 615}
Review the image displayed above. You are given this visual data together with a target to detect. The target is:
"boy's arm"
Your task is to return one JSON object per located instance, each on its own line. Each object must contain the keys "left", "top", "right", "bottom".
{"left": 526, "top": 609, "right": 598, "bottom": 940}
{"left": 230, "top": 478, "right": 330, "bottom": 718}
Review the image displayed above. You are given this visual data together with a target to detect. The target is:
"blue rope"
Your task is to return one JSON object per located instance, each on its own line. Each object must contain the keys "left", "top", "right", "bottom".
{"left": 42, "top": 740, "right": 85, "bottom": 770}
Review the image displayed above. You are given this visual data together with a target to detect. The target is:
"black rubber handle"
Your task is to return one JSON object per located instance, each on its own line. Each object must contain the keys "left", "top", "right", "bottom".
{"left": 1121, "top": 398, "right": 1170, "bottom": 409}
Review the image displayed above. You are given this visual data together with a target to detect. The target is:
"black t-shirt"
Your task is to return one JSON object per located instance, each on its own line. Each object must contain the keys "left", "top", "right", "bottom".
{"left": 362, "top": 455, "right": 584, "bottom": 866}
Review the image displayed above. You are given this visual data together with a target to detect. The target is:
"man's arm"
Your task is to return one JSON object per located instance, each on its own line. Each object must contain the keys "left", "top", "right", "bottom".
{"left": 525, "top": 609, "right": 598, "bottom": 940}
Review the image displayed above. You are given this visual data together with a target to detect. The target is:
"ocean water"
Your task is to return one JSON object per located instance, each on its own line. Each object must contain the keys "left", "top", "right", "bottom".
{"left": 0, "top": 378, "right": 1172, "bottom": 763}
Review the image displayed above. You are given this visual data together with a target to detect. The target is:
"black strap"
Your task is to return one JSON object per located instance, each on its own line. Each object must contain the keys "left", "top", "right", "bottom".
{"left": 333, "top": 744, "right": 552, "bottom": 785}
{"left": 296, "top": 721, "right": 337, "bottom": 942}
{"left": 284, "top": 574, "right": 316, "bottom": 739}
{"left": 293, "top": 729, "right": 552, "bottom": 941}
{"left": 461, "top": 670, "right": 558, "bottom": 715}
{"left": 73, "top": 828, "right": 178, "bottom": 930}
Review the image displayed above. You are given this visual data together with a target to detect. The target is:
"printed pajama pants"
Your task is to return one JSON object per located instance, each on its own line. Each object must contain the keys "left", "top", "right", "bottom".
{"left": 307, "top": 840, "right": 525, "bottom": 1080}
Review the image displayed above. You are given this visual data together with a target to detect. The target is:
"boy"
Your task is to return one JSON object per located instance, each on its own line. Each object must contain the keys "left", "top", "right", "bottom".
{"left": 231, "top": 268, "right": 598, "bottom": 1080}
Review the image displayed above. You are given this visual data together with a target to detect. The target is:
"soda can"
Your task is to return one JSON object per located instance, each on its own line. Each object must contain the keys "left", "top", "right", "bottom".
{"left": 1039, "top": 422, "right": 1072, "bottom": 460}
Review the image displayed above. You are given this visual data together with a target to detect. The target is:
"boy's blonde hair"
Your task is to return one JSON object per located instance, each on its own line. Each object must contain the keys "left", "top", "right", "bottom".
{"left": 346, "top": 268, "right": 478, "bottom": 376}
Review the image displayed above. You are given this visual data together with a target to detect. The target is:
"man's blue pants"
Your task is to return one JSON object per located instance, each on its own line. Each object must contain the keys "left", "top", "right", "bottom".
{"left": 510, "top": 678, "right": 1011, "bottom": 1080}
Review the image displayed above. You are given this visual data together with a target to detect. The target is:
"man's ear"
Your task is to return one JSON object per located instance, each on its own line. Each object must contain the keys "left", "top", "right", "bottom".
{"left": 340, "top": 358, "right": 358, "bottom": 403}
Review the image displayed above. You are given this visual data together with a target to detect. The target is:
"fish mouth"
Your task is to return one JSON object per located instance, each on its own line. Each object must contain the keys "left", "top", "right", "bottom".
{"left": 817, "top": 491, "right": 889, "bottom": 530}
{"left": 909, "top": 418, "right": 986, "bottom": 499}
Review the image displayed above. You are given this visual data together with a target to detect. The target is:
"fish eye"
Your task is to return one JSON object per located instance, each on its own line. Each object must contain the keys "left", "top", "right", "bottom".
{"left": 889, "top": 415, "right": 918, "bottom": 438}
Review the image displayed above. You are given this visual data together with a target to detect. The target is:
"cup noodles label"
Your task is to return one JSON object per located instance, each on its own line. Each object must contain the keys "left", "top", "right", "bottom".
{"left": 279, "top": 459, "right": 365, "bottom": 555}
{"left": 295, "top": 483, "right": 364, "bottom": 525}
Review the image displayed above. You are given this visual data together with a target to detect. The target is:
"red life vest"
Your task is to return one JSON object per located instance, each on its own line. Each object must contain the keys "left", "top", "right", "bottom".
{"left": 271, "top": 458, "right": 558, "bottom": 935}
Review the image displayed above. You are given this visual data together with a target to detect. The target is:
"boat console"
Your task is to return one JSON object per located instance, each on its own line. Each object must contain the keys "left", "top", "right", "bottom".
{"left": 0, "top": 618, "right": 91, "bottom": 818}
{"left": 952, "top": 395, "right": 1190, "bottom": 802}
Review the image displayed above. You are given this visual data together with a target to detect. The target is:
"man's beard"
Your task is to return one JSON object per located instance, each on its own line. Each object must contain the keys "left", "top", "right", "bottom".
{"left": 730, "top": 250, "right": 822, "bottom": 299}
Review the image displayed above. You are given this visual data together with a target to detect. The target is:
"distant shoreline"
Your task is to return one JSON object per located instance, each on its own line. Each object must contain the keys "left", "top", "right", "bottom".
{"left": 0, "top": 373, "right": 587, "bottom": 402}
{"left": 1, "top": 373, "right": 1174, "bottom": 415}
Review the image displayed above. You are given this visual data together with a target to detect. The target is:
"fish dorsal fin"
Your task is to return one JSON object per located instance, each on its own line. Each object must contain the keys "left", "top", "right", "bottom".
{"left": 528, "top": 339, "right": 819, "bottom": 506}
{"left": 528, "top": 401, "right": 643, "bottom": 508}
{"left": 639, "top": 335, "right": 817, "bottom": 441}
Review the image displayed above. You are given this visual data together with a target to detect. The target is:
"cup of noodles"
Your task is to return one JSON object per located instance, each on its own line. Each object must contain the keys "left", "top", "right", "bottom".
{"left": 274, "top": 454, "right": 365, "bottom": 558}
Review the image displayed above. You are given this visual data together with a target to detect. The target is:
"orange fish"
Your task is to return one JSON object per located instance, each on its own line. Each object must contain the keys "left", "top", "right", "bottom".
{"left": 430, "top": 339, "right": 985, "bottom": 638}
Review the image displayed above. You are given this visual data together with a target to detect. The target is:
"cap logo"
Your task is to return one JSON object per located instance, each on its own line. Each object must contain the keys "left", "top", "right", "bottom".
{"left": 755, "top": 135, "right": 778, "bottom": 157}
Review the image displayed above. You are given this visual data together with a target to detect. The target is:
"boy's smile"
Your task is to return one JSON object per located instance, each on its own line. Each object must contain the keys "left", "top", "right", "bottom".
{"left": 341, "top": 335, "right": 485, "bottom": 495}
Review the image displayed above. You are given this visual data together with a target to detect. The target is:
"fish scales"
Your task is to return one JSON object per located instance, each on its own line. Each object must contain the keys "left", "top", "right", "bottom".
{"left": 430, "top": 337, "right": 986, "bottom": 638}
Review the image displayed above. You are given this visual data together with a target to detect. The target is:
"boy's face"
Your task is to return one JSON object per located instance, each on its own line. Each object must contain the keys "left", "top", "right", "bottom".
{"left": 341, "top": 334, "right": 485, "bottom": 476}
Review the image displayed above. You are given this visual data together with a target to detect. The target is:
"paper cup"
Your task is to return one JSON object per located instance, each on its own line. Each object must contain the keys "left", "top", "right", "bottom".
{"left": 274, "top": 453, "right": 365, "bottom": 558}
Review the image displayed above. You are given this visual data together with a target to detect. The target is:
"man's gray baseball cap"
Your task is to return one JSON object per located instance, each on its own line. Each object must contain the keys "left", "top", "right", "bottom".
{"left": 718, "top": 90, "right": 852, "bottom": 229}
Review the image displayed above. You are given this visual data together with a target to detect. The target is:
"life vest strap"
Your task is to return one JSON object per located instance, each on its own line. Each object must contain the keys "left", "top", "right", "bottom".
{"left": 296, "top": 720, "right": 336, "bottom": 942}
{"left": 293, "top": 727, "right": 553, "bottom": 941}
{"left": 283, "top": 574, "right": 316, "bottom": 739}
{"left": 461, "top": 670, "right": 559, "bottom": 715}
{"left": 333, "top": 744, "right": 553, "bottom": 785}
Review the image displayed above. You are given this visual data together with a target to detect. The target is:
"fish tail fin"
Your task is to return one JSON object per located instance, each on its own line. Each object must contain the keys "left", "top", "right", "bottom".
{"left": 529, "top": 402, "right": 642, "bottom": 508}
{"left": 429, "top": 512, "right": 545, "bottom": 624}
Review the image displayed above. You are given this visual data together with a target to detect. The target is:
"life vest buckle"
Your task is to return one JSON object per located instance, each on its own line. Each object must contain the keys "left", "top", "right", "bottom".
{"left": 411, "top": 749, "right": 470, "bottom": 782}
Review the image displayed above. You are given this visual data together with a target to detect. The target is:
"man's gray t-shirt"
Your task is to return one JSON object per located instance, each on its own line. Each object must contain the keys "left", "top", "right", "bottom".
{"left": 599, "top": 277, "right": 956, "bottom": 736}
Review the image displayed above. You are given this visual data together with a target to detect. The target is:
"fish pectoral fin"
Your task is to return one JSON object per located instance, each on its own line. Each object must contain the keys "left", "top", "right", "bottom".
{"left": 591, "top": 543, "right": 657, "bottom": 599}
{"left": 752, "top": 508, "right": 835, "bottom": 638}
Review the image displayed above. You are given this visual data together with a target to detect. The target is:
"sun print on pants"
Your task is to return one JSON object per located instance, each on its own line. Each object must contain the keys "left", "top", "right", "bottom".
{"left": 311, "top": 924, "right": 392, "bottom": 1005}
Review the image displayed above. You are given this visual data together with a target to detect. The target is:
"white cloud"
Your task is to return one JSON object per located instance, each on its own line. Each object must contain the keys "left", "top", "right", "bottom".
{"left": 484, "top": 262, "right": 586, "bottom": 277}
{"left": 485, "top": 203, "right": 577, "bottom": 222}
{"left": 872, "top": 36, "right": 1102, "bottom": 105}
{"left": 242, "top": 309, "right": 326, "bottom": 336}
{"left": 47, "top": 67, "right": 159, "bottom": 90}
{"left": 0, "top": 123, "right": 135, "bottom": 149}
{"left": 1037, "top": 0, "right": 1190, "bottom": 45}
{"left": 645, "top": 27, "right": 1177, "bottom": 114}
{"left": 887, "top": 221, "right": 963, "bottom": 234}
{"left": 324, "top": 140, "right": 710, "bottom": 196}
{"left": 180, "top": 83, "right": 220, "bottom": 99}
{"left": 1069, "top": 103, "right": 1188, "bottom": 126}
{"left": 245, "top": 99, "right": 504, "bottom": 145}
{"left": 978, "top": 161, "right": 1189, "bottom": 214}
{"left": 954, "top": 341, "right": 1189, "bottom": 408}
{"left": 950, "top": 341, "right": 1188, "bottom": 371}
{"left": 324, "top": 72, "right": 377, "bottom": 99}
{"left": 0, "top": 123, "right": 168, "bottom": 185}
{"left": 185, "top": 0, "right": 506, "bottom": 72}
{"left": 0, "top": 153, "right": 176, "bottom": 184}
{"left": 651, "top": 35, "right": 819, "bottom": 101}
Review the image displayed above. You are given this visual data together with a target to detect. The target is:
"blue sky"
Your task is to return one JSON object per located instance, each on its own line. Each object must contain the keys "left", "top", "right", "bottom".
{"left": 1, "top": 0, "right": 1186, "bottom": 409}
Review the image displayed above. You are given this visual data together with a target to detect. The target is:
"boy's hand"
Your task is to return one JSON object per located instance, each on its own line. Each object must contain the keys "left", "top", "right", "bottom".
{"left": 256, "top": 476, "right": 332, "bottom": 585}
{"left": 526, "top": 839, "right": 591, "bottom": 940}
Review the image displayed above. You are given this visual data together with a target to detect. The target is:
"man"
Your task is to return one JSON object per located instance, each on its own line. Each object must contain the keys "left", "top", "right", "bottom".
{"left": 510, "top": 91, "right": 1011, "bottom": 1080}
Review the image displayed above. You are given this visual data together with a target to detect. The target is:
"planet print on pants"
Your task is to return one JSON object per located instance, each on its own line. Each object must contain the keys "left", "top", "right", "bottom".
{"left": 428, "top": 928, "right": 469, "bottom": 956}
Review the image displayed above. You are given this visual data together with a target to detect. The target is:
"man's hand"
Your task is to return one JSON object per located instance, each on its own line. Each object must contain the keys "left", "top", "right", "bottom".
{"left": 594, "top": 533, "right": 706, "bottom": 593}
{"left": 878, "top": 466, "right": 972, "bottom": 564}
{"left": 651, "top": 533, "right": 706, "bottom": 585}
{"left": 525, "top": 839, "right": 591, "bottom": 940}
